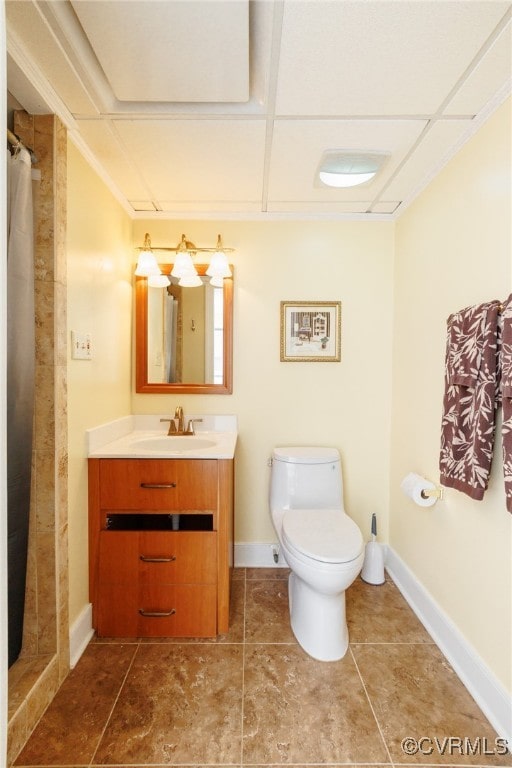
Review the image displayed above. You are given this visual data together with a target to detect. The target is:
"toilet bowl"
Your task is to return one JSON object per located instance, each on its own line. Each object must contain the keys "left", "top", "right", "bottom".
{"left": 269, "top": 447, "right": 364, "bottom": 661}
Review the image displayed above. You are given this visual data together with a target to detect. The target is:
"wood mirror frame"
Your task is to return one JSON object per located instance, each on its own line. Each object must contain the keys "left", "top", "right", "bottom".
{"left": 135, "top": 264, "right": 233, "bottom": 394}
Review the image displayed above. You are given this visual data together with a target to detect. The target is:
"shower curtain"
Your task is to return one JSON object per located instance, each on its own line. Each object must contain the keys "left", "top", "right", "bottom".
{"left": 7, "top": 145, "right": 35, "bottom": 667}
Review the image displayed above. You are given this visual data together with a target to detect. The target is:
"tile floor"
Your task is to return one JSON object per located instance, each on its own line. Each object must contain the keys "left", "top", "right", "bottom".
{"left": 13, "top": 568, "right": 509, "bottom": 767}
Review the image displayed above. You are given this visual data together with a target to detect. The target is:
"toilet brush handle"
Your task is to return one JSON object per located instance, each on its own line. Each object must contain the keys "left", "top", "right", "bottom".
{"left": 371, "top": 513, "right": 377, "bottom": 538}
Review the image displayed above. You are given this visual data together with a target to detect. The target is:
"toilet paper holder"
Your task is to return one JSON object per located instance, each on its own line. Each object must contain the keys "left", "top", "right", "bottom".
{"left": 400, "top": 472, "right": 444, "bottom": 507}
{"left": 420, "top": 486, "right": 444, "bottom": 500}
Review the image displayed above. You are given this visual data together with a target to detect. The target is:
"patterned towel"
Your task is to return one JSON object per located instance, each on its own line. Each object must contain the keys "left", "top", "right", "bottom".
{"left": 439, "top": 300, "right": 501, "bottom": 500}
{"left": 501, "top": 294, "right": 512, "bottom": 513}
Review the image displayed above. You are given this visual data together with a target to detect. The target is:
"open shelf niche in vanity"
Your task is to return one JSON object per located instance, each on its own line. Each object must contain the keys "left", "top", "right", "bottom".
{"left": 87, "top": 415, "right": 237, "bottom": 638}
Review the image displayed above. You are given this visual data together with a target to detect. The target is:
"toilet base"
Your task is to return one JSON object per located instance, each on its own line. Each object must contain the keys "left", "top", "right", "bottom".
{"left": 288, "top": 571, "right": 349, "bottom": 662}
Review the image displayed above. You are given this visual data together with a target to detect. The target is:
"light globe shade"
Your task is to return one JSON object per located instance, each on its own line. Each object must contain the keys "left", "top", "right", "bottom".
{"left": 206, "top": 250, "right": 232, "bottom": 278}
{"left": 179, "top": 274, "right": 203, "bottom": 288}
{"left": 135, "top": 250, "right": 161, "bottom": 276}
{"left": 319, "top": 170, "right": 376, "bottom": 188}
{"left": 171, "top": 251, "right": 198, "bottom": 278}
{"left": 316, "top": 150, "right": 389, "bottom": 189}
{"left": 148, "top": 273, "right": 170, "bottom": 288}
{"left": 210, "top": 275, "right": 225, "bottom": 287}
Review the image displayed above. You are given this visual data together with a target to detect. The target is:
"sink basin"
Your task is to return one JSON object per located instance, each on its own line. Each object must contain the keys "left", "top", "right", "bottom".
{"left": 133, "top": 436, "right": 217, "bottom": 452}
{"left": 88, "top": 415, "right": 237, "bottom": 459}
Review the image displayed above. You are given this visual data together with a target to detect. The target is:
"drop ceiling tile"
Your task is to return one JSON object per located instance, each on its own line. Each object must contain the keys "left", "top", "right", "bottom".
{"left": 275, "top": 1, "right": 511, "bottom": 116}
{"left": 114, "top": 120, "right": 266, "bottom": 202}
{"left": 444, "top": 20, "right": 512, "bottom": 115}
{"left": 71, "top": 0, "right": 249, "bottom": 103}
{"left": 383, "top": 119, "right": 475, "bottom": 200}
{"left": 267, "top": 119, "right": 427, "bottom": 203}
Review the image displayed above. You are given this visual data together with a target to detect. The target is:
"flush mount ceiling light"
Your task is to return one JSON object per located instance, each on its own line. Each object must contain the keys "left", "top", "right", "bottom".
{"left": 316, "top": 150, "right": 390, "bottom": 189}
{"left": 135, "top": 233, "right": 234, "bottom": 288}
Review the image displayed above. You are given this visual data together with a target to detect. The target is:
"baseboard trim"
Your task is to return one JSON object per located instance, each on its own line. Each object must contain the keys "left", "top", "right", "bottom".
{"left": 234, "top": 542, "right": 288, "bottom": 568}
{"left": 69, "top": 603, "right": 94, "bottom": 669}
{"left": 386, "top": 546, "right": 511, "bottom": 746}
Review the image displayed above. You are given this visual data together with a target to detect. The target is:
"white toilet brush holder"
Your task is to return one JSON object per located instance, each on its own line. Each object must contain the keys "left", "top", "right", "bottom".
{"left": 361, "top": 513, "right": 385, "bottom": 585}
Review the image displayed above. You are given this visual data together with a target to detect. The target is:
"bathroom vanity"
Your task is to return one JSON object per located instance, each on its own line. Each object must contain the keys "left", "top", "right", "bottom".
{"left": 87, "top": 415, "right": 236, "bottom": 638}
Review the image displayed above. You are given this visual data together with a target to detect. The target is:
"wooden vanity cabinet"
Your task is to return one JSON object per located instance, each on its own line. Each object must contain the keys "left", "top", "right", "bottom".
{"left": 88, "top": 458, "right": 234, "bottom": 638}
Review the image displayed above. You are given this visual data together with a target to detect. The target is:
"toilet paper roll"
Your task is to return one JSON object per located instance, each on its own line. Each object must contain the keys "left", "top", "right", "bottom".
{"left": 400, "top": 472, "right": 438, "bottom": 507}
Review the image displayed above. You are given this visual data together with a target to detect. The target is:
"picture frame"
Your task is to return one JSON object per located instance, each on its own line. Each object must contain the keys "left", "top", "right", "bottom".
{"left": 280, "top": 301, "right": 341, "bottom": 362}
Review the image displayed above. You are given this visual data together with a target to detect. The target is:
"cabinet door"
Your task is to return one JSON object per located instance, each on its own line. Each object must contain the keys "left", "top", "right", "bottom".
{"left": 98, "top": 531, "right": 217, "bottom": 585}
{"left": 99, "top": 459, "right": 218, "bottom": 511}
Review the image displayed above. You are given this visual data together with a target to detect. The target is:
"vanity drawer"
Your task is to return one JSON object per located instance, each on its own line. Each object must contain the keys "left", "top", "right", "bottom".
{"left": 96, "top": 583, "right": 217, "bottom": 637}
{"left": 98, "top": 459, "right": 218, "bottom": 511}
{"left": 98, "top": 530, "right": 217, "bottom": 585}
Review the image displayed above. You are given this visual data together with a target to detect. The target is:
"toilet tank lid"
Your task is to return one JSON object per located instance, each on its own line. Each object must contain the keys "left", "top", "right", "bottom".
{"left": 272, "top": 446, "right": 340, "bottom": 464}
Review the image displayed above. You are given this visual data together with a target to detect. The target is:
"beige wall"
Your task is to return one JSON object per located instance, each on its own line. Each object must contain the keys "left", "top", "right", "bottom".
{"left": 391, "top": 97, "right": 512, "bottom": 692}
{"left": 66, "top": 141, "right": 133, "bottom": 625}
{"left": 132, "top": 220, "right": 395, "bottom": 544}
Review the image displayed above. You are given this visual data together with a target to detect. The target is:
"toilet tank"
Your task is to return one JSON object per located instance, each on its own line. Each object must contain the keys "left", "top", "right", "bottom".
{"left": 270, "top": 447, "right": 343, "bottom": 510}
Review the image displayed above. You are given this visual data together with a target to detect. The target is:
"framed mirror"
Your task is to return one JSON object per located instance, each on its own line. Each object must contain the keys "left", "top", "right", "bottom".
{"left": 136, "top": 264, "right": 233, "bottom": 394}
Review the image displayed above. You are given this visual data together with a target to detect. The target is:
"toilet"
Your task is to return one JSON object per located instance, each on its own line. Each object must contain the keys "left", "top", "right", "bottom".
{"left": 269, "top": 446, "right": 364, "bottom": 661}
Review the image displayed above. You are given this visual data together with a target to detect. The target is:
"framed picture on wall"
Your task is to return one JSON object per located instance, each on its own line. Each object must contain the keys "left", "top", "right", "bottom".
{"left": 280, "top": 301, "right": 341, "bottom": 362}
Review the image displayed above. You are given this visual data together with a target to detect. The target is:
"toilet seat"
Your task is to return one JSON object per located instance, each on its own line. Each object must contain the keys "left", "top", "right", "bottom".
{"left": 282, "top": 508, "right": 363, "bottom": 564}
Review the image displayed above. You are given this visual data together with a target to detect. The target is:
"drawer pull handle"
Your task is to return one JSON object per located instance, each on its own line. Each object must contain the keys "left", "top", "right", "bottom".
{"left": 139, "top": 609, "right": 176, "bottom": 618}
{"left": 139, "top": 555, "right": 176, "bottom": 563}
{"left": 140, "top": 482, "right": 177, "bottom": 489}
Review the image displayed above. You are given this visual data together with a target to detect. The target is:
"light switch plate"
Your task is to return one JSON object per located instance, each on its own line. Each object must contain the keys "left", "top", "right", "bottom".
{"left": 71, "top": 331, "right": 93, "bottom": 360}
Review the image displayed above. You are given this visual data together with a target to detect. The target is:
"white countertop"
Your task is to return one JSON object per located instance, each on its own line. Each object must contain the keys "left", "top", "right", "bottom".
{"left": 87, "top": 414, "right": 238, "bottom": 459}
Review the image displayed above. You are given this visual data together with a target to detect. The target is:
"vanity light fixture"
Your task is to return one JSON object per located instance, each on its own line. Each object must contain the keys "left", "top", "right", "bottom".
{"left": 134, "top": 233, "right": 161, "bottom": 277}
{"left": 316, "top": 150, "right": 390, "bottom": 188}
{"left": 135, "top": 232, "right": 233, "bottom": 287}
{"left": 206, "top": 235, "right": 232, "bottom": 281}
{"left": 148, "top": 273, "right": 171, "bottom": 288}
{"left": 134, "top": 233, "right": 170, "bottom": 287}
{"left": 170, "top": 235, "right": 201, "bottom": 285}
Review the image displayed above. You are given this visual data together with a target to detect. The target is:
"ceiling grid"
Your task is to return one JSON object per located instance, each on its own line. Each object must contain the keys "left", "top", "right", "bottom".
{"left": 6, "top": 0, "right": 512, "bottom": 220}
